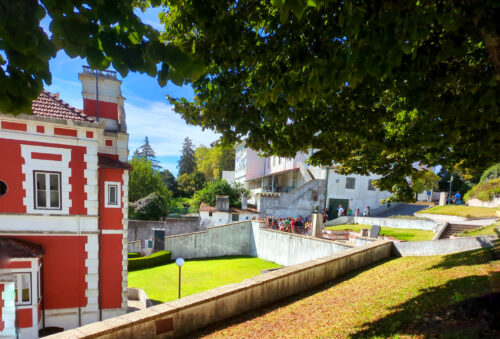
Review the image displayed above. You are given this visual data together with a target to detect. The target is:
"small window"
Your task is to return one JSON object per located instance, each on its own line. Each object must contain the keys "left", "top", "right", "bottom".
{"left": 108, "top": 185, "right": 118, "bottom": 205}
{"left": 345, "top": 177, "right": 355, "bottom": 189}
{"left": 368, "top": 179, "right": 375, "bottom": 191}
{"left": 232, "top": 213, "right": 239, "bottom": 222}
{"left": 209, "top": 211, "right": 213, "bottom": 217}
{"left": 15, "top": 273, "right": 31, "bottom": 305}
{"left": 34, "top": 172, "right": 61, "bottom": 209}
{"left": 0, "top": 180, "right": 7, "bottom": 196}
{"left": 105, "top": 181, "right": 121, "bottom": 208}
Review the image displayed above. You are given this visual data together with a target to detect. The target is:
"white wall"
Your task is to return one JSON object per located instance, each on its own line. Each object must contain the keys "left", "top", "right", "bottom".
{"left": 325, "top": 169, "right": 392, "bottom": 212}
{"left": 200, "top": 211, "right": 259, "bottom": 228}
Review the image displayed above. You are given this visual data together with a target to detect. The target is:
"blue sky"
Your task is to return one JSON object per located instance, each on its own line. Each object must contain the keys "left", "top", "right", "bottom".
{"left": 43, "top": 7, "right": 220, "bottom": 176}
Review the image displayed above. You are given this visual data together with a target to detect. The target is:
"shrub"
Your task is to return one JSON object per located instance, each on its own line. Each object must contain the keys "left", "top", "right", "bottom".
{"left": 128, "top": 252, "right": 141, "bottom": 258}
{"left": 480, "top": 163, "right": 500, "bottom": 183}
{"left": 464, "top": 178, "right": 500, "bottom": 202}
{"left": 128, "top": 250, "right": 172, "bottom": 271}
{"left": 190, "top": 179, "right": 249, "bottom": 212}
{"left": 129, "top": 192, "right": 168, "bottom": 220}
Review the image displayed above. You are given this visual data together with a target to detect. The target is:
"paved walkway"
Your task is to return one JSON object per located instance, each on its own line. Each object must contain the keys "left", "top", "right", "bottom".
{"left": 373, "top": 203, "right": 429, "bottom": 217}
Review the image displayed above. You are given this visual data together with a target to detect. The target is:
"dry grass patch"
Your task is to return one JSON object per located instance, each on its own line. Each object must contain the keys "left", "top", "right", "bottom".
{"left": 192, "top": 248, "right": 499, "bottom": 338}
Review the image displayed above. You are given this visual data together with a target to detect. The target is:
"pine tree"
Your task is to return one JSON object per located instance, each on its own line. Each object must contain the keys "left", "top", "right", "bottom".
{"left": 177, "top": 137, "right": 196, "bottom": 176}
{"left": 134, "top": 136, "right": 162, "bottom": 171}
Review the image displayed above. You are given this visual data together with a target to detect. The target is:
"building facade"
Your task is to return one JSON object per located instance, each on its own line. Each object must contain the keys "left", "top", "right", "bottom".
{"left": 234, "top": 143, "right": 392, "bottom": 219}
{"left": 0, "top": 68, "right": 130, "bottom": 338}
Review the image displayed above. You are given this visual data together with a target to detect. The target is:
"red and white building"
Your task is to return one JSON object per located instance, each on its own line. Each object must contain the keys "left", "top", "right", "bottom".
{"left": 0, "top": 67, "right": 130, "bottom": 338}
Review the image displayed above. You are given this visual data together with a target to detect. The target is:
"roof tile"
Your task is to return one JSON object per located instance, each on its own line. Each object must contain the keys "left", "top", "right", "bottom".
{"left": 32, "top": 90, "right": 93, "bottom": 122}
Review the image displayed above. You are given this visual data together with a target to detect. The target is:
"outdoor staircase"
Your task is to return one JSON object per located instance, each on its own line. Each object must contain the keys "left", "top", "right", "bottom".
{"left": 439, "top": 224, "right": 482, "bottom": 239}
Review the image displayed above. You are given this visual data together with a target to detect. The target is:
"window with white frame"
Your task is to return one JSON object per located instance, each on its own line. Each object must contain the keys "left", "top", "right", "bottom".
{"left": 34, "top": 171, "right": 61, "bottom": 209}
{"left": 368, "top": 179, "right": 376, "bottom": 191}
{"left": 105, "top": 181, "right": 121, "bottom": 208}
{"left": 14, "top": 273, "right": 31, "bottom": 305}
{"left": 345, "top": 177, "right": 356, "bottom": 189}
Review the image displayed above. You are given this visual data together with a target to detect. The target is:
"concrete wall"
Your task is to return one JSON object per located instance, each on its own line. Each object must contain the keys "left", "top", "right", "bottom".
{"left": 467, "top": 197, "right": 500, "bottom": 208}
{"left": 250, "top": 222, "right": 354, "bottom": 266}
{"left": 353, "top": 216, "right": 437, "bottom": 231}
{"left": 163, "top": 221, "right": 253, "bottom": 259}
{"left": 128, "top": 217, "right": 201, "bottom": 242}
{"left": 393, "top": 235, "right": 497, "bottom": 256}
{"left": 258, "top": 179, "right": 325, "bottom": 218}
{"left": 47, "top": 240, "right": 393, "bottom": 339}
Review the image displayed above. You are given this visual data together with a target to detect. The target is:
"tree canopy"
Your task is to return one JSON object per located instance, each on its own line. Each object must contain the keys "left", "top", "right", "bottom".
{"left": 177, "top": 136, "right": 196, "bottom": 176}
{"left": 133, "top": 136, "right": 161, "bottom": 171}
{"left": 0, "top": 0, "right": 205, "bottom": 114}
{"left": 128, "top": 156, "right": 170, "bottom": 203}
{"left": 190, "top": 179, "right": 248, "bottom": 213}
{"left": 164, "top": 0, "right": 500, "bottom": 199}
{"left": 195, "top": 144, "right": 235, "bottom": 181}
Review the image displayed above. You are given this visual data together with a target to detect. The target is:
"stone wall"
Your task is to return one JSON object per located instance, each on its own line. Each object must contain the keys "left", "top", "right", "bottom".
{"left": 46, "top": 240, "right": 393, "bottom": 339}
{"left": 257, "top": 179, "right": 325, "bottom": 218}
{"left": 163, "top": 221, "right": 252, "bottom": 259}
{"left": 250, "top": 222, "right": 354, "bottom": 266}
{"left": 393, "top": 235, "right": 497, "bottom": 256}
{"left": 128, "top": 217, "right": 201, "bottom": 242}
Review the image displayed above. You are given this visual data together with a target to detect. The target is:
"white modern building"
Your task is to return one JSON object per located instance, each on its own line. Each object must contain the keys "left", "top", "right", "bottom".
{"left": 234, "top": 141, "right": 392, "bottom": 219}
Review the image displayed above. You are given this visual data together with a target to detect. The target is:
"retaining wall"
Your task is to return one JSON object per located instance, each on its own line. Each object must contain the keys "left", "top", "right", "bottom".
{"left": 163, "top": 221, "right": 252, "bottom": 259}
{"left": 354, "top": 216, "right": 437, "bottom": 231}
{"left": 393, "top": 235, "right": 497, "bottom": 256}
{"left": 250, "top": 222, "right": 353, "bottom": 266}
{"left": 128, "top": 217, "right": 201, "bottom": 242}
{"left": 47, "top": 240, "right": 393, "bottom": 339}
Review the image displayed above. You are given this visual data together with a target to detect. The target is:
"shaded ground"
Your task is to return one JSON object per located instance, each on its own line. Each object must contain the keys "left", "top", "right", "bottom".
{"left": 189, "top": 247, "right": 499, "bottom": 338}
{"left": 374, "top": 203, "right": 429, "bottom": 217}
{"left": 326, "top": 224, "right": 434, "bottom": 241}
{"left": 419, "top": 205, "right": 500, "bottom": 218}
{"left": 128, "top": 256, "right": 280, "bottom": 303}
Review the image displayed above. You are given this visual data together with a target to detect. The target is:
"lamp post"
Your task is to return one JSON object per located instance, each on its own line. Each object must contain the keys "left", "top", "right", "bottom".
{"left": 175, "top": 258, "right": 185, "bottom": 299}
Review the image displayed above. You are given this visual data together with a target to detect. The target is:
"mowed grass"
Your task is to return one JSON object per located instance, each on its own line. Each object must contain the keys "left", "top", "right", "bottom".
{"left": 326, "top": 224, "right": 434, "bottom": 241}
{"left": 128, "top": 256, "right": 280, "bottom": 303}
{"left": 419, "top": 205, "right": 500, "bottom": 218}
{"left": 460, "top": 220, "right": 500, "bottom": 237}
{"left": 195, "top": 248, "right": 500, "bottom": 338}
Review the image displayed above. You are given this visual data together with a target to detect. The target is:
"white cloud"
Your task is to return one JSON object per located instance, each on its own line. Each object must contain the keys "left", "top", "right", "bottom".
{"left": 126, "top": 100, "right": 220, "bottom": 158}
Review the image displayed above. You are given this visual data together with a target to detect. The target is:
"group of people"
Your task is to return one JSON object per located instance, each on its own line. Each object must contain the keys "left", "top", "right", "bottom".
{"left": 447, "top": 191, "right": 462, "bottom": 205}
{"left": 336, "top": 205, "right": 371, "bottom": 217}
{"left": 265, "top": 216, "right": 313, "bottom": 235}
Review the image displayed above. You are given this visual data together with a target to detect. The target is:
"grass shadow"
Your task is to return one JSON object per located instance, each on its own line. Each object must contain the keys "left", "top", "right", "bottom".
{"left": 185, "top": 258, "right": 395, "bottom": 338}
{"left": 429, "top": 246, "right": 496, "bottom": 270}
{"left": 350, "top": 273, "right": 499, "bottom": 338}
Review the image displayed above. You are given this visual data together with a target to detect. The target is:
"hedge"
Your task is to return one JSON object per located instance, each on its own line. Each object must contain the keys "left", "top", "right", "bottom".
{"left": 128, "top": 251, "right": 172, "bottom": 271}
{"left": 128, "top": 252, "right": 141, "bottom": 259}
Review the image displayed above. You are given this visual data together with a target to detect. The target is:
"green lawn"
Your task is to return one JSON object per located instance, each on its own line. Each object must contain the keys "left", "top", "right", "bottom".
{"left": 195, "top": 248, "right": 500, "bottom": 338}
{"left": 326, "top": 224, "right": 434, "bottom": 241}
{"left": 418, "top": 205, "right": 500, "bottom": 218}
{"left": 459, "top": 220, "right": 500, "bottom": 237}
{"left": 128, "top": 256, "right": 280, "bottom": 303}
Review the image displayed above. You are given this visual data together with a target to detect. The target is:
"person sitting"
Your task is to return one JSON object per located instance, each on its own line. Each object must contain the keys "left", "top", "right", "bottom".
{"left": 347, "top": 208, "right": 353, "bottom": 216}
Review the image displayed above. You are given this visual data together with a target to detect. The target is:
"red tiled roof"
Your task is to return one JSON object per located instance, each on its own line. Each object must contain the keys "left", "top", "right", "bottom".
{"left": 32, "top": 90, "right": 93, "bottom": 122}
{"left": 199, "top": 202, "right": 259, "bottom": 214}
